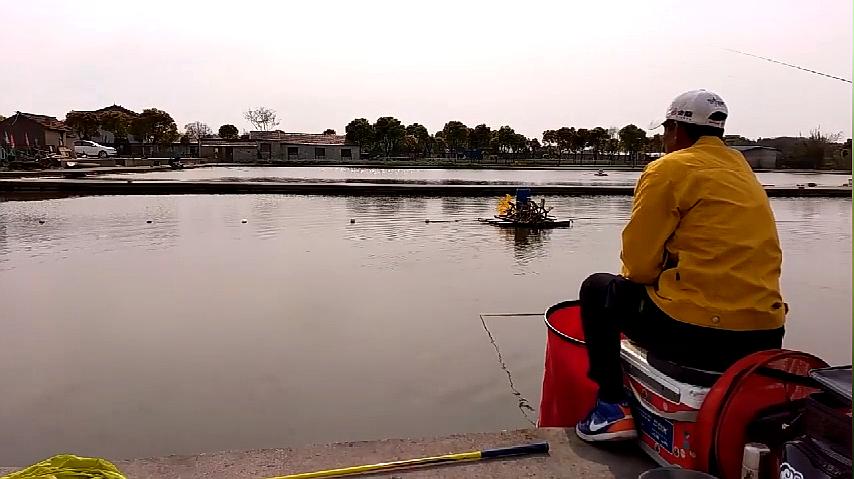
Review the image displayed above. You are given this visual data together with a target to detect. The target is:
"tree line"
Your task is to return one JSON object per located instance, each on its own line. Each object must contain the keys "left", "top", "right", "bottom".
{"left": 754, "top": 128, "right": 850, "bottom": 169}
{"left": 65, "top": 108, "right": 181, "bottom": 145}
{"left": 62, "top": 108, "right": 258, "bottom": 145}
{"left": 346, "top": 117, "right": 663, "bottom": 162}
{"left": 61, "top": 106, "right": 663, "bottom": 163}
{"left": 19, "top": 105, "right": 853, "bottom": 167}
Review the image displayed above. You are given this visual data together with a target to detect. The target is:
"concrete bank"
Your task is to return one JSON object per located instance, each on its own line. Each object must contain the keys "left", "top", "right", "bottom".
{"left": 4, "top": 163, "right": 850, "bottom": 177}
{"left": 0, "top": 164, "right": 209, "bottom": 179}
{"left": 0, "top": 163, "right": 644, "bottom": 176}
{"left": 0, "top": 428, "right": 653, "bottom": 479}
{"left": 0, "top": 179, "right": 851, "bottom": 198}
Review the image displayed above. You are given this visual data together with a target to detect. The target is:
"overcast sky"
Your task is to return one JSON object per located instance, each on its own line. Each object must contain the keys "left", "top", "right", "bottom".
{"left": 2, "top": 0, "right": 851, "bottom": 139}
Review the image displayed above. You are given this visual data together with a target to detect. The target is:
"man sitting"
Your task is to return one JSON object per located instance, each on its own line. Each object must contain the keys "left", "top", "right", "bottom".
{"left": 575, "top": 90, "right": 786, "bottom": 442}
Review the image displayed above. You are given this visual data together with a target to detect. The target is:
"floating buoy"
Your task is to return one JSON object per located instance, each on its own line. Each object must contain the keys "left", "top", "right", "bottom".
{"left": 241, "top": 219, "right": 248, "bottom": 223}
{"left": 38, "top": 220, "right": 45, "bottom": 224}
{"left": 146, "top": 220, "right": 153, "bottom": 224}
{"left": 350, "top": 218, "right": 356, "bottom": 224}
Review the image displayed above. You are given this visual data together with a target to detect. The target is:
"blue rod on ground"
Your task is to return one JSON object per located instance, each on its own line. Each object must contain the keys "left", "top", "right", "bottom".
{"left": 267, "top": 442, "right": 549, "bottom": 479}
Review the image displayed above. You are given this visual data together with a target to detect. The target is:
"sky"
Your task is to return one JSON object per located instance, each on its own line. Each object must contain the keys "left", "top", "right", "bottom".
{"left": 2, "top": 0, "right": 852, "bottom": 140}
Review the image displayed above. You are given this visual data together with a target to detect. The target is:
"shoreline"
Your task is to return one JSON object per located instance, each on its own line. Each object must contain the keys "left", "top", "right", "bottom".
{"left": 0, "top": 178, "right": 850, "bottom": 198}
{"left": 0, "top": 428, "right": 652, "bottom": 479}
{"left": 0, "top": 162, "right": 851, "bottom": 179}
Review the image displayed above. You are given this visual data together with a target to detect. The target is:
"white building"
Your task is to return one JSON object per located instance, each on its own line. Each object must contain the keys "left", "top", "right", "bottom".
{"left": 250, "top": 131, "right": 360, "bottom": 162}
{"left": 732, "top": 145, "right": 780, "bottom": 170}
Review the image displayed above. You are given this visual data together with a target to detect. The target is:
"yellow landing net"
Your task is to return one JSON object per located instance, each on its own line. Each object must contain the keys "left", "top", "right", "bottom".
{"left": 1, "top": 455, "right": 126, "bottom": 479}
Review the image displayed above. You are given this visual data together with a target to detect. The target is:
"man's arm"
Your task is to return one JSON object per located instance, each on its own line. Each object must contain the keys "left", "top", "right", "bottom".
{"left": 620, "top": 165, "right": 680, "bottom": 284}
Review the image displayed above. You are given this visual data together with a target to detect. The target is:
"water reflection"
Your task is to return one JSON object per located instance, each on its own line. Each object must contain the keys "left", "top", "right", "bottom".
{"left": 99, "top": 166, "right": 851, "bottom": 189}
{"left": 0, "top": 220, "right": 7, "bottom": 261}
{"left": 441, "top": 197, "right": 467, "bottom": 214}
{"left": 249, "top": 196, "right": 287, "bottom": 240}
{"left": 0, "top": 194, "right": 849, "bottom": 464}
{"left": 0, "top": 192, "right": 80, "bottom": 202}
{"left": 0, "top": 196, "right": 183, "bottom": 270}
{"left": 497, "top": 227, "right": 552, "bottom": 266}
{"left": 344, "top": 195, "right": 420, "bottom": 218}
{"left": 344, "top": 196, "right": 374, "bottom": 216}
{"left": 373, "top": 197, "right": 405, "bottom": 216}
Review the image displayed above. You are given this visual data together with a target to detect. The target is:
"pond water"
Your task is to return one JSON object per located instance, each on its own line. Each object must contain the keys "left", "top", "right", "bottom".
{"left": 0, "top": 194, "right": 850, "bottom": 464}
{"left": 96, "top": 166, "right": 853, "bottom": 188}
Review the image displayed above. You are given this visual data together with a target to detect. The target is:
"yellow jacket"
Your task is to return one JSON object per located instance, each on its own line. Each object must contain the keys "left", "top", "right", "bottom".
{"left": 621, "top": 136, "right": 785, "bottom": 331}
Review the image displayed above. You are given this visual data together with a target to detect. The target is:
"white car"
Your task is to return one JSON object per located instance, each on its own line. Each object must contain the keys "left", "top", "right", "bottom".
{"left": 73, "top": 140, "right": 117, "bottom": 158}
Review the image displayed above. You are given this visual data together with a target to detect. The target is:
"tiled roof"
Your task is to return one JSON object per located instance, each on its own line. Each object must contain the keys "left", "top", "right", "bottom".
{"left": 200, "top": 141, "right": 257, "bottom": 147}
{"left": 732, "top": 145, "right": 779, "bottom": 152}
{"left": 250, "top": 130, "right": 348, "bottom": 145}
{"left": 19, "top": 112, "right": 72, "bottom": 131}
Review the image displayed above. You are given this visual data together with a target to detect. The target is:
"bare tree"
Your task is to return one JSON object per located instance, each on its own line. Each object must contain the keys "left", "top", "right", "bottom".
{"left": 184, "top": 121, "right": 213, "bottom": 142}
{"left": 810, "top": 126, "right": 843, "bottom": 144}
{"left": 804, "top": 126, "right": 845, "bottom": 169}
{"left": 244, "top": 107, "right": 280, "bottom": 131}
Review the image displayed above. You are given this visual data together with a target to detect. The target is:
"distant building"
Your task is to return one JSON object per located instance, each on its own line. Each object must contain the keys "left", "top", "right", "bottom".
{"left": 250, "top": 131, "right": 360, "bottom": 162}
{"left": 0, "top": 112, "right": 75, "bottom": 154}
{"left": 723, "top": 135, "right": 755, "bottom": 147}
{"left": 732, "top": 145, "right": 780, "bottom": 170}
{"left": 199, "top": 138, "right": 258, "bottom": 162}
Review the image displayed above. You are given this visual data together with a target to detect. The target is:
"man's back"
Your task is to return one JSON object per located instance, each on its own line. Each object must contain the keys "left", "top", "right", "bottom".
{"left": 574, "top": 91, "right": 788, "bottom": 443}
{"left": 621, "top": 136, "right": 785, "bottom": 331}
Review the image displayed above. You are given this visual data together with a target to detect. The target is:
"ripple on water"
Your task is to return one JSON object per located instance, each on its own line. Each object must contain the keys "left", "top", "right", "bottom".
{"left": 0, "top": 193, "right": 849, "bottom": 464}
{"left": 98, "top": 166, "right": 852, "bottom": 188}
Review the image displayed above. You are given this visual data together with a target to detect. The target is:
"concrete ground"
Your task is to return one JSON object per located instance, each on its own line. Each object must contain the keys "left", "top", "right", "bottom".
{"left": 0, "top": 428, "right": 654, "bottom": 479}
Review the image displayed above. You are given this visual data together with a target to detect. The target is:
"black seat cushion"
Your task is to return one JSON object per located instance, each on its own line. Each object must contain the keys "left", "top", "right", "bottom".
{"left": 646, "top": 353, "right": 723, "bottom": 388}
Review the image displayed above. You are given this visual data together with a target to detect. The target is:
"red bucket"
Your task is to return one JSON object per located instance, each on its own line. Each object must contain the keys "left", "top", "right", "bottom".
{"left": 538, "top": 301, "right": 599, "bottom": 427}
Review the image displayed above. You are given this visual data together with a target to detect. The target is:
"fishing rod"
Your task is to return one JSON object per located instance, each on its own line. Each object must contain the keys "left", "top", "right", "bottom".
{"left": 725, "top": 48, "right": 852, "bottom": 84}
{"left": 266, "top": 442, "right": 549, "bottom": 479}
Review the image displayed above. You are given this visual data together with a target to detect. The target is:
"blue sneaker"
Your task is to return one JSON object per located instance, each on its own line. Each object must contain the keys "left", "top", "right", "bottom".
{"left": 575, "top": 399, "right": 637, "bottom": 442}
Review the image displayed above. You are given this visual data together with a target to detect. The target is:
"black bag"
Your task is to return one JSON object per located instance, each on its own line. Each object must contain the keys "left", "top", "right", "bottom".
{"left": 803, "top": 392, "right": 851, "bottom": 457}
{"left": 781, "top": 438, "right": 851, "bottom": 479}
{"left": 780, "top": 366, "right": 852, "bottom": 479}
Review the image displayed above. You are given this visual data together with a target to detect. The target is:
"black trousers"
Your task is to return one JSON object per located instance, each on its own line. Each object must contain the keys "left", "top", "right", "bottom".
{"left": 579, "top": 273, "right": 785, "bottom": 402}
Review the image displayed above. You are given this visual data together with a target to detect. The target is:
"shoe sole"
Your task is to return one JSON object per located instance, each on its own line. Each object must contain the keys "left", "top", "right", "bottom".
{"left": 575, "top": 426, "right": 638, "bottom": 442}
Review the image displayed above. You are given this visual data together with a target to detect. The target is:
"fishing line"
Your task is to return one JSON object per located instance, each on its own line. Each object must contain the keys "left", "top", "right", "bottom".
{"left": 479, "top": 314, "right": 538, "bottom": 426}
{"left": 725, "top": 48, "right": 852, "bottom": 83}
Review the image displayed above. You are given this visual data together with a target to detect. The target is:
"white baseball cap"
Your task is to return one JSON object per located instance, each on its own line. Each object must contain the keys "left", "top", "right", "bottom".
{"left": 662, "top": 89, "right": 728, "bottom": 129}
